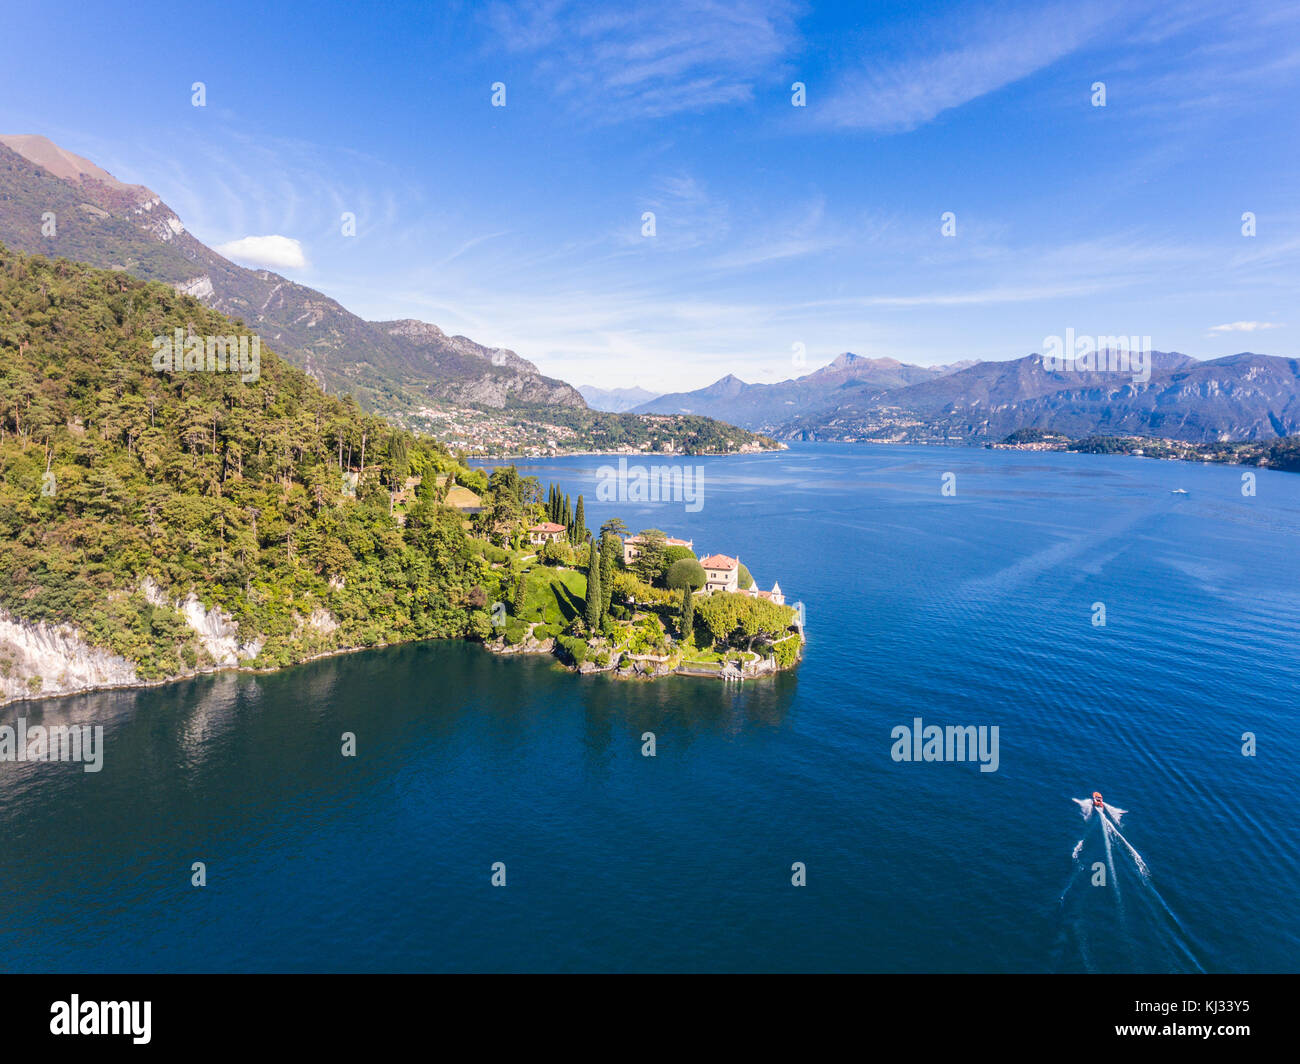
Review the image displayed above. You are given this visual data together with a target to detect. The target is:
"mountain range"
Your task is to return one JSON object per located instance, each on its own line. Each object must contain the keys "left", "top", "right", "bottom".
{"left": 578, "top": 384, "right": 662, "bottom": 412}
{"left": 636, "top": 349, "right": 1300, "bottom": 445}
{"left": 632, "top": 352, "right": 976, "bottom": 425}
{"left": 2, "top": 133, "right": 1295, "bottom": 452}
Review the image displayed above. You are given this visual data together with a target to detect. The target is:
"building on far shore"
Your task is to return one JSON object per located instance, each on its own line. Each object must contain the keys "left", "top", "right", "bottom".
{"left": 623, "top": 534, "right": 694, "bottom": 566}
{"left": 699, "top": 553, "right": 739, "bottom": 594}
{"left": 527, "top": 521, "right": 567, "bottom": 545}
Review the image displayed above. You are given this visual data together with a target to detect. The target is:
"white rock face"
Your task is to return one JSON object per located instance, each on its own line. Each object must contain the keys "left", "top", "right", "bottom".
{"left": 0, "top": 577, "right": 326, "bottom": 703}
{"left": 174, "top": 275, "right": 214, "bottom": 301}
{"left": 180, "top": 593, "right": 264, "bottom": 666}
{"left": 307, "top": 608, "right": 339, "bottom": 635}
{"left": 143, "top": 578, "right": 265, "bottom": 665}
{"left": 141, "top": 576, "right": 168, "bottom": 607}
{"left": 0, "top": 610, "right": 139, "bottom": 705}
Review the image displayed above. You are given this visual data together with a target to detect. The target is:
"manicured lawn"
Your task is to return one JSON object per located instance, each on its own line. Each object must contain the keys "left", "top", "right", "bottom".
{"left": 517, "top": 565, "right": 588, "bottom": 627}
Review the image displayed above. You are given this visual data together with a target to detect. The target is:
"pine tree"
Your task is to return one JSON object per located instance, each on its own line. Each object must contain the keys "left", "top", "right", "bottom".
{"left": 680, "top": 585, "right": 694, "bottom": 642}
{"left": 585, "top": 539, "right": 602, "bottom": 629}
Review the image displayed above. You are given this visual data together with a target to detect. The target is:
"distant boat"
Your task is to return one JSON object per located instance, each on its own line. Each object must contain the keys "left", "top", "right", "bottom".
{"left": 1170, "top": 488, "right": 1189, "bottom": 494}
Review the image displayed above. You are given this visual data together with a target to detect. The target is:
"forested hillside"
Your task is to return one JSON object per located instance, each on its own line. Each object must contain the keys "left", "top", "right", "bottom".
{"left": 0, "top": 244, "right": 502, "bottom": 680}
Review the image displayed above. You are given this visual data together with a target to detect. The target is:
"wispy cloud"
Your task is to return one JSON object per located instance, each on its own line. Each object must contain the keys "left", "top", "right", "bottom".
{"left": 818, "top": 1, "right": 1121, "bottom": 132}
{"left": 485, "top": 0, "right": 801, "bottom": 120}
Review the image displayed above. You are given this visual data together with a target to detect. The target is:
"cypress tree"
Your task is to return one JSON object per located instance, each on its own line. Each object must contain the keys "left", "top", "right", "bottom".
{"left": 513, "top": 573, "right": 527, "bottom": 616}
{"left": 680, "top": 585, "right": 694, "bottom": 641}
{"left": 600, "top": 533, "right": 617, "bottom": 615}
{"left": 573, "top": 495, "right": 586, "bottom": 544}
{"left": 585, "top": 539, "right": 602, "bottom": 630}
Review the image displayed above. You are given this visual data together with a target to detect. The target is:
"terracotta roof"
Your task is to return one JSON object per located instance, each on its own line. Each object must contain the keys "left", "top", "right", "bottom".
{"left": 529, "top": 522, "right": 566, "bottom": 533}
{"left": 699, "top": 554, "right": 738, "bottom": 571}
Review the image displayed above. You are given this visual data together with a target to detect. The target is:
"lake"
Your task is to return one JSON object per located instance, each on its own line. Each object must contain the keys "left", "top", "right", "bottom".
{"left": 2, "top": 443, "right": 1298, "bottom": 972}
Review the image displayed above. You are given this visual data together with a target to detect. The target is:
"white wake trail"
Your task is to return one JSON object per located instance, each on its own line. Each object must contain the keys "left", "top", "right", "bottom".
{"left": 1099, "top": 809, "right": 1122, "bottom": 903}
{"left": 1103, "top": 807, "right": 1149, "bottom": 878}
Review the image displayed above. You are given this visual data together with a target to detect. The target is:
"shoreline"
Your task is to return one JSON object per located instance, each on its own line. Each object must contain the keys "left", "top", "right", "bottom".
{"left": 482, "top": 636, "right": 798, "bottom": 682}
{"left": 477, "top": 435, "right": 1293, "bottom": 474}
{"left": 778, "top": 434, "right": 1296, "bottom": 472}
{"left": 468, "top": 443, "right": 785, "bottom": 461}
{"left": 0, "top": 639, "right": 408, "bottom": 710}
{"left": 0, "top": 628, "right": 799, "bottom": 711}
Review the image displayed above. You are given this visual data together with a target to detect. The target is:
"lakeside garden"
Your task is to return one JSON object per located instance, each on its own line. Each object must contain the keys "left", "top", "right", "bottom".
{"left": 471, "top": 468, "right": 802, "bottom": 679}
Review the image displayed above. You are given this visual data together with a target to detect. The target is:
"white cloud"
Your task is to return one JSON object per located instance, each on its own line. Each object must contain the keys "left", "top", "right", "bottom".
{"left": 215, "top": 234, "right": 307, "bottom": 269}
{"left": 1209, "top": 320, "right": 1282, "bottom": 333}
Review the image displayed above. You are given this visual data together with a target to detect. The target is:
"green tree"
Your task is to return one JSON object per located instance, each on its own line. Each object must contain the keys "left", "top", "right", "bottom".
{"left": 584, "top": 539, "right": 602, "bottom": 629}
{"left": 540, "top": 538, "right": 574, "bottom": 566}
{"left": 680, "top": 585, "right": 694, "bottom": 641}
{"left": 631, "top": 528, "right": 667, "bottom": 584}
{"left": 600, "top": 516, "right": 629, "bottom": 540}
{"left": 513, "top": 572, "right": 527, "bottom": 616}
{"left": 599, "top": 532, "right": 618, "bottom": 614}
{"left": 665, "top": 557, "right": 706, "bottom": 590}
{"left": 387, "top": 431, "right": 410, "bottom": 488}
{"left": 488, "top": 465, "right": 520, "bottom": 504}
{"left": 571, "top": 494, "right": 586, "bottom": 544}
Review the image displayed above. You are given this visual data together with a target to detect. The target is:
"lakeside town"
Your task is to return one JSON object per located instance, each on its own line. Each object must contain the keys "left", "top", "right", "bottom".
{"left": 404, "top": 403, "right": 778, "bottom": 459}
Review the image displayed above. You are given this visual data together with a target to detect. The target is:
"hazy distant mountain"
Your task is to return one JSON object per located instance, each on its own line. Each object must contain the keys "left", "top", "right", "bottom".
{"left": 633, "top": 353, "right": 974, "bottom": 430}
{"left": 578, "top": 384, "right": 662, "bottom": 412}
{"left": 0, "top": 134, "right": 584, "bottom": 415}
{"left": 779, "top": 351, "right": 1300, "bottom": 444}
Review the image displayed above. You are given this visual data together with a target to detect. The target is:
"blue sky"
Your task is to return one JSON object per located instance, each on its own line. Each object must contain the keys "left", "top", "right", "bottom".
{"left": 1, "top": 0, "right": 1298, "bottom": 390}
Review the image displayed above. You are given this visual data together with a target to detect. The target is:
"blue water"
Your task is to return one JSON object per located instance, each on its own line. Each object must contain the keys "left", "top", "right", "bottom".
{"left": 2, "top": 443, "right": 1298, "bottom": 972}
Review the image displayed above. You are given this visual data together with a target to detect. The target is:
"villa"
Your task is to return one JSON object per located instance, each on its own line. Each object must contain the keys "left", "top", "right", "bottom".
{"left": 699, "top": 554, "right": 739, "bottom": 594}
{"left": 697, "top": 553, "right": 785, "bottom": 604}
{"left": 527, "top": 521, "right": 567, "bottom": 545}
{"left": 623, "top": 534, "right": 694, "bottom": 566}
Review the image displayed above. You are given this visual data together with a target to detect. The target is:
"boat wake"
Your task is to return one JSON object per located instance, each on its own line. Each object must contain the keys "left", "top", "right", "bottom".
{"left": 1055, "top": 794, "right": 1204, "bottom": 972}
{"left": 1100, "top": 805, "right": 1147, "bottom": 877}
